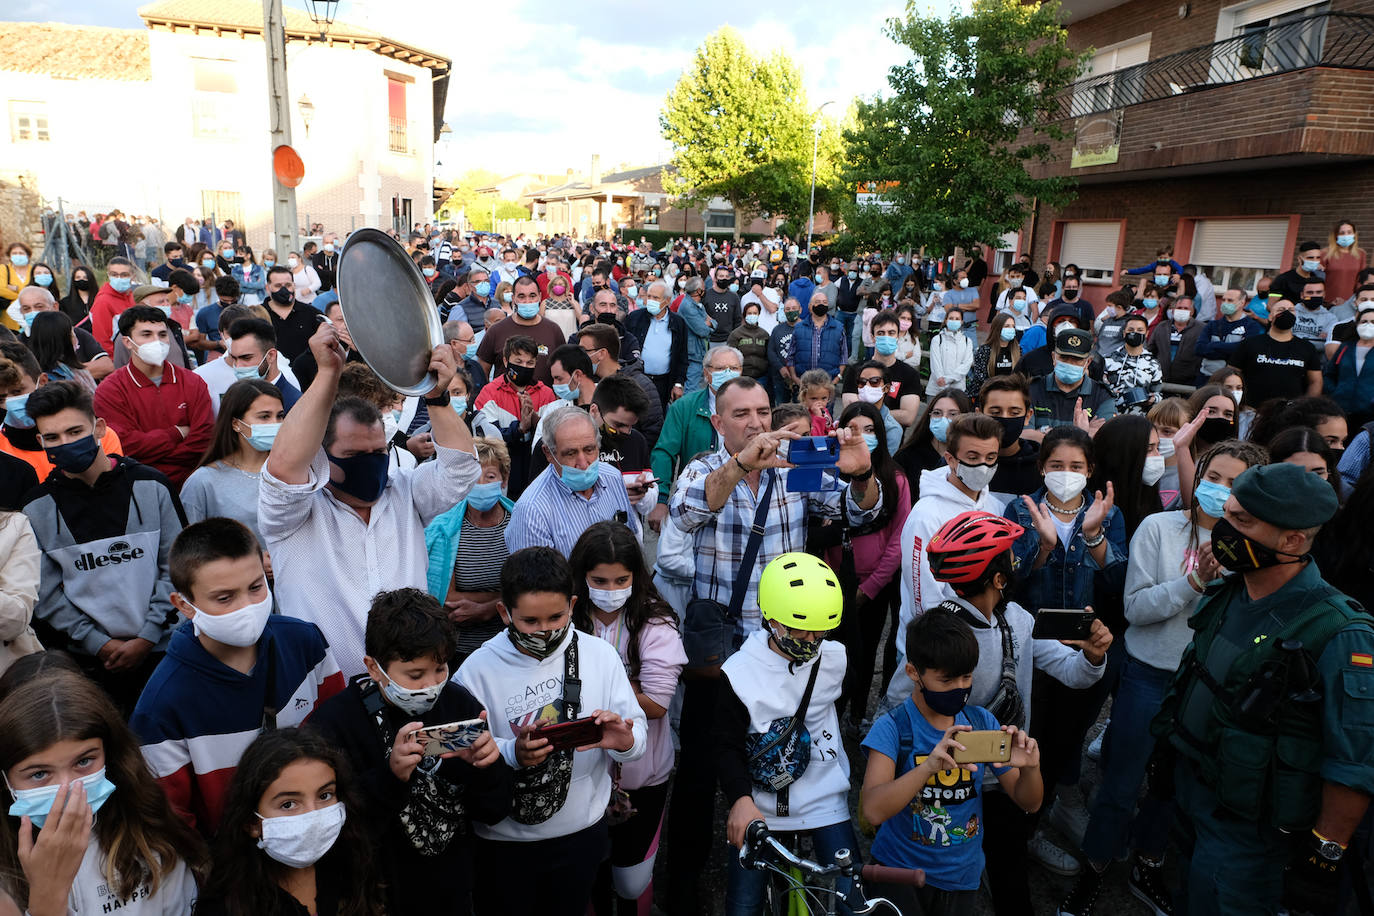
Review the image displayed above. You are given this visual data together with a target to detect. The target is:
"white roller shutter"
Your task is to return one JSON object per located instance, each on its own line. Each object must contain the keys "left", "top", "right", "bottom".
{"left": 1191, "top": 218, "right": 1289, "bottom": 268}
{"left": 1060, "top": 221, "right": 1121, "bottom": 271}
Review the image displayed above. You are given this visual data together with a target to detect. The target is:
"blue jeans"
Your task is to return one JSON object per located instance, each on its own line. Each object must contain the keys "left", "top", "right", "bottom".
{"left": 837, "top": 309, "right": 857, "bottom": 344}
{"left": 1174, "top": 761, "right": 1288, "bottom": 915}
{"left": 725, "top": 818, "right": 857, "bottom": 916}
{"left": 1079, "top": 654, "right": 1174, "bottom": 864}
{"left": 684, "top": 358, "right": 703, "bottom": 393}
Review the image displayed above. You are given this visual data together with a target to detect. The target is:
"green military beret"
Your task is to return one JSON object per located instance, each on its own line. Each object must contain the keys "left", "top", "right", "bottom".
{"left": 1231, "top": 462, "right": 1338, "bottom": 529}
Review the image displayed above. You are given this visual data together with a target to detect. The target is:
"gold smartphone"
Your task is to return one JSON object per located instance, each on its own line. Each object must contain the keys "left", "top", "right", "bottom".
{"left": 950, "top": 729, "right": 1012, "bottom": 764}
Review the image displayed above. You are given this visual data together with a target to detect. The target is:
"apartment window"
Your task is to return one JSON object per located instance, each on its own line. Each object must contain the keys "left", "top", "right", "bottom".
{"left": 387, "top": 77, "right": 407, "bottom": 153}
{"left": 706, "top": 211, "right": 735, "bottom": 229}
{"left": 1189, "top": 217, "right": 1290, "bottom": 293}
{"left": 1076, "top": 35, "right": 1151, "bottom": 115}
{"left": 1058, "top": 221, "right": 1122, "bottom": 284}
{"left": 643, "top": 206, "right": 659, "bottom": 226}
{"left": 192, "top": 59, "right": 237, "bottom": 139}
{"left": 9, "top": 101, "right": 49, "bottom": 142}
{"left": 992, "top": 231, "right": 1020, "bottom": 275}
{"left": 1237, "top": 1, "right": 1329, "bottom": 72}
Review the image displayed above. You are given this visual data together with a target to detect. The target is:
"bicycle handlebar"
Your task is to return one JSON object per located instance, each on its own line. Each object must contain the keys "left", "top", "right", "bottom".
{"left": 742, "top": 820, "right": 926, "bottom": 889}
{"left": 860, "top": 864, "right": 927, "bottom": 887}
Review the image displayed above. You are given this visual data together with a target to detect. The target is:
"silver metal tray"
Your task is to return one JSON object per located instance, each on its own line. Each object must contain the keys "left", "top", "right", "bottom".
{"left": 336, "top": 228, "right": 442, "bottom": 396}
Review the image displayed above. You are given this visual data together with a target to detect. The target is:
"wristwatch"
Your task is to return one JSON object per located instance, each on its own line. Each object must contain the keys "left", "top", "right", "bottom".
{"left": 424, "top": 392, "right": 450, "bottom": 407}
{"left": 1313, "top": 830, "right": 1346, "bottom": 861}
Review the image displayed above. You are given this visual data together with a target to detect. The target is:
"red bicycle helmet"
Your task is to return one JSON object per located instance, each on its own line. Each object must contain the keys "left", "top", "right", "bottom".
{"left": 926, "top": 510, "right": 1024, "bottom": 589}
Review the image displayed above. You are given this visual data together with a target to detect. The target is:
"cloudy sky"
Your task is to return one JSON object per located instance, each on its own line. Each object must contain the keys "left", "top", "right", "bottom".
{"left": 9, "top": 0, "right": 964, "bottom": 179}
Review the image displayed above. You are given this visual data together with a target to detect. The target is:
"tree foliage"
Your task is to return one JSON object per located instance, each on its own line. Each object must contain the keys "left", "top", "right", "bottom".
{"left": 469, "top": 200, "right": 531, "bottom": 232}
{"left": 843, "top": 0, "right": 1089, "bottom": 254}
{"left": 660, "top": 27, "right": 843, "bottom": 237}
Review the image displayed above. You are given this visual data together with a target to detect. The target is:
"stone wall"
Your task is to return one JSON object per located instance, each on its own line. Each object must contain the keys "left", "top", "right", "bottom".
{"left": 0, "top": 172, "right": 45, "bottom": 253}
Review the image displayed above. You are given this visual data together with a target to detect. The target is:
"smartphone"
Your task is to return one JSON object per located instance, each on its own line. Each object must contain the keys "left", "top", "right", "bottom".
{"left": 534, "top": 716, "right": 605, "bottom": 752}
{"left": 1031, "top": 608, "right": 1095, "bottom": 641}
{"left": 411, "top": 718, "right": 488, "bottom": 756}
{"left": 950, "top": 729, "right": 1013, "bottom": 764}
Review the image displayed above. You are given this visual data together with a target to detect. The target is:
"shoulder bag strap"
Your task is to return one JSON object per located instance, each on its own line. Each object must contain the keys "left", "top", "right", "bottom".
{"left": 560, "top": 632, "right": 581, "bottom": 722}
{"left": 260, "top": 643, "right": 278, "bottom": 732}
{"left": 727, "top": 470, "right": 776, "bottom": 621}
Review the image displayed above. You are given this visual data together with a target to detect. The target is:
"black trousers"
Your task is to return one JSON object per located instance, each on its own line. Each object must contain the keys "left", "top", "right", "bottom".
{"left": 981, "top": 789, "right": 1036, "bottom": 916}
{"left": 473, "top": 819, "right": 610, "bottom": 916}
{"left": 665, "top": 676, "right": 721, "bottom": 915}
{"left": 840, "top": 580, "right": 898, "bottom": 723}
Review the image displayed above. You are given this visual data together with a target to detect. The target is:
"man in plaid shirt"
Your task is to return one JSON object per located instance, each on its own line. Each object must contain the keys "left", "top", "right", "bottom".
{"left": 664, "top": 374, "right": 881, "bottom": 914}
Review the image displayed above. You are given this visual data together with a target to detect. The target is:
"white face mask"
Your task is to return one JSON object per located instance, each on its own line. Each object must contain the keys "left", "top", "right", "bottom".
{"left": 1358, "top": 322, "right": 1374, "bottom": 341}
{"left": 588, "top": 583, "right": 633, "bottom": 613}
{"left": 1158, "top": 436, "right": 1176, "bottom": 459}
{"left": 380, "top": 671, "right": 445, "bottom": 716}
{"left": 959, "top": 278, "right": 969, "bottom": 288}
{"left": 1043, "top": 470, "right": 1087, "bottom": 502}
{"left": 1171, "top": 309, "right": 1190, "bottom": 323}
{"left": 188, "top": 593, "right": 273, "bottom": 647}
{"left": 136, "top": 340, "right": 171, "bottom": 366}
{"left": 955, "top": 460, "right": 997, "bottom": 492}
{"left": 257, "top": 802, "right": 346, "bottom": 868}
{"left": 1142, "top": 454, "right": 1167, "bottom": 486}
{"left": 857, "top": 385, "right": 885, "bottom": 404}
{"left": 1230, "top": 389, "right": 1243, "bottom": 404}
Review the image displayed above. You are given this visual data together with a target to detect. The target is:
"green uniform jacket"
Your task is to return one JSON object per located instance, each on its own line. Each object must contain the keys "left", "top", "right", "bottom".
{"left": 651, "top": 387, "right": 716, "bottom": 506}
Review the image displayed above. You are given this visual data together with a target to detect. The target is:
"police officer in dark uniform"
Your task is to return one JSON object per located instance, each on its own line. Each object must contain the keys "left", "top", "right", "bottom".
{"left": 1026, "top": 325, "right": 1117, "bottom": 430}
{"left": 1152, "top": 462, "right": 1374, "bottom": 915}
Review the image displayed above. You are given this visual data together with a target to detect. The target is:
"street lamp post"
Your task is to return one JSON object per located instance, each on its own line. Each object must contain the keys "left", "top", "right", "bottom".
{"left": 806, "top": 100, "right": 834, "bottom": 255}
{"left": 262, "top": 0, "right": 299, "bottom": 257}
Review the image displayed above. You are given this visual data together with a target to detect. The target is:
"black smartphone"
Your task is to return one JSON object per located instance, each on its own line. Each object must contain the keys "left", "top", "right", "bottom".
{"left": 1031, "top": 608, "right": 1095, "bottom": 641}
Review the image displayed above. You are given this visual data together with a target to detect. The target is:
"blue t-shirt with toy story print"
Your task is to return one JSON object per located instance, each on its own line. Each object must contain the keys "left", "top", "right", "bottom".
{"left": 861, "top": 700, "right": 1009, "bottom": 891}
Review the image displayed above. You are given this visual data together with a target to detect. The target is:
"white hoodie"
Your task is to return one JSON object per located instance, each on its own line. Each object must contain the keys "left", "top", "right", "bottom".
{"left": 897, "top": 467, "right": 1009, "bottom": 659}
{"left": 926, "top": 328, "right": 974, "bottom": 395}
{"left": 454, "top": 627, "right": 647, "bottom": 842}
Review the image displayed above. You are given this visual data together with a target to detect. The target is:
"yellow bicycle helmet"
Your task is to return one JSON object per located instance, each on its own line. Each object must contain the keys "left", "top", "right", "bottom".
{"left": 759, "top": 552, "right": 843, "bottom": 632}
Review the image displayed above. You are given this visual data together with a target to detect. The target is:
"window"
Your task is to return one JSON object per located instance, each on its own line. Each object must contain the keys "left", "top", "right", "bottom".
{"left": 387, "top": 77, "right": 407, "bottom": 153}
{"left": 1236, "top": 2, "right": 1328, "bottom": 72}
{"left": 706, "top": 211, "right": 735, "bottom": 229}
{"left": 1075, "top": 35, "right": 1151, "bottom": 115}
{"left": 200, "top": 191, "right": 243, "bottom": 230}
{"left": 992, "top": 231, "right": 1019, "bottom": 275}
{"left": 9, "top": 101, "right": 49, "bottom": 142}
{"left": 1057, "top": 221, "right": 1121, "bottom": 284}
{"left": 192, "top": 59, "right": 237, "bottom": 139}
{"left": 1189, "top": 217, "right": 1290, "bottom": 293}
{"left": 643, "top": 206, "right": 659, "bottom": 226}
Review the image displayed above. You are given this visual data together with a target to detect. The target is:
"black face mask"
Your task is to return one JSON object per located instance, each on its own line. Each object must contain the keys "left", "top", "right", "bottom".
{"left": 1199, "top": 416, "right": 1236, "bottom": 443}
{"left": 1124, "top": 331, "right": 1146, "bottom": 348}
{"left": 1303, "top": 296, "right": 1324, "bottom": 310}
{"left": 812, "top": 303, "right": 829, "bottom": 316}
{"left": 1210, "top": 517, "right": 1304, "bottom": 572}
{"left": 1062, "top": 288, "right": 1079, "bottom": 301}
{"left": 74, "top": 278, "right": 95, "bottom": 291}
{"left": 1273, "top": 310, "right": 1297, "bottom": 331}
{"left": 992, "top": 414, "right": 1025, "bottom": 448}
{"left": 596, "top": 313, "right": 619, "bottom": 327}
{"left": 506, "top": 364, "right": 535, "bottom": 387}
{"left": 269, "top": 287, "right": 294, "bottom": 306}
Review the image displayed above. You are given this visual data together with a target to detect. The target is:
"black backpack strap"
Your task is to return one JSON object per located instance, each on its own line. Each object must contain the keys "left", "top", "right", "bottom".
{"left": 560, "top": 632, "right": 581, "bottom": 722}
{"left": 726, "top": 470, "right": 776, "bottom": 621}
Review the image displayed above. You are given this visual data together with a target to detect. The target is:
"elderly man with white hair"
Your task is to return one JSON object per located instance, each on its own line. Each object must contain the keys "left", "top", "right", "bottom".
{"left": 625, "top": 278, "right": 688, "bottom": 408}
{"left": 504, "top": 405, "right": 641, "bottom": 556}
{"left": 11, "top": 285, "right": 114, "bottom": 381}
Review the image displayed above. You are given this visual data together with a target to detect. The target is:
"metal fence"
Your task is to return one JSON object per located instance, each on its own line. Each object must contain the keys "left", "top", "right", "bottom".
{"left": 1045, "top": 12, "right": 1374, "bottom": 121}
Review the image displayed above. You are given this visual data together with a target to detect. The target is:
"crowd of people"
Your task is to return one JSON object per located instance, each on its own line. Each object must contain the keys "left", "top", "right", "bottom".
{"left": 1, "top": 219, "right": 1372, "bottom": 916}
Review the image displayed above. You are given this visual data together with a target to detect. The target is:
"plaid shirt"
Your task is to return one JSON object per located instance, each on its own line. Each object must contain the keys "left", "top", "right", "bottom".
{"left": 670, "top": 448, "right": 882, "bottom": 636}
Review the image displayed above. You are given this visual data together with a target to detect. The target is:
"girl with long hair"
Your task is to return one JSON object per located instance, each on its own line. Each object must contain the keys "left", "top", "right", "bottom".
{"left": 180, "top": 379, "right": 283, "bottom": 545}
{"left": 1089, "top": 414, "right": 1165, "bottom": 541}
{"left": 61, "top": 264, "right": 98, "bottom": 327}
{"left": 196, "top": 728, "right": 384, "bottom": 916}
{"left": 29, "top": 262, "right": 60, "bottom": 302}
{"left": 1322, "top": 218, "right": 1366, "bottom": 303}
{"left": 28, "top": 312, "right": 93, "bottom": 391}
{"left": 0, "top": 671, "right": 204, "bottom": 914}
{"left": 569, "top": 521, "right": 684, "bottom": 916}
{"left": 968, "top": 310, "right": 1021, "bottom": 399}
{"left": 894, "top": 387, "right": 973, "bottom": 502}
{"left": 893, "top": 302, "right": 922, "bottom": 370}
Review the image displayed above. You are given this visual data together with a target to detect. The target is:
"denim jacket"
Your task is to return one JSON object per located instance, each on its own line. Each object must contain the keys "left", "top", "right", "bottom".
{"left": 1004, "top": 486, "right": 1127, "bottom": 612}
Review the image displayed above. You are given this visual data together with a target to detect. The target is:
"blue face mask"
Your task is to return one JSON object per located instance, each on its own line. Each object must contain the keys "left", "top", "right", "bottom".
{"left": 1141, "top": 298, "right": 1158, "bottom": 310}
{"left": 19, "top": 313, "right": 36, "bottom": 335}
{"left": 1337, "top": 234, "right": 1356, "bottom": 248}
{"left": 553, "top": 382, "right": 577, "bottom": 401}
{"left": 710, "top": 368, "right": 741, "bottom": 391}
{"left": 1055, "top": 361, "right": 1086, "bottom": 385}
{"left": 1194, "top": 479, "right": 1231, "bottom": 519}
{"left": 327, "top": 451, "right": 390, "bottom": 503}
{"left": 232, "top": 360, "right": 265, "bottom": 381}
{"left": 33, "top": 273, "right": 52, "bottom": 288}
{"left": 1153, "top": 275, "right": 1170, "bottom": 286}
{"left": 556, "top": 458, "right": 601, "bottom": 492}
{"left": 874, "top": 335, "right": 898, "bottom": 356}
{"left": 467, "top": 480, "right": 503, "bottom": 511}
{"left": 4, "top": 394, "right": 33, "bottom": 429}
{"left": 240, "top": 421, "right": 280, "bottom": 452}
{"left": 862, "top": 433, "right": 879, "bottom": 453}
{"left": 1011, "top": 299, "right": 1027, "bottom": 313}
{"left": 109, "top": 276, "right": 132, "bottom": 293}
{"left": 263, "top": 259, "right": 276, "bottom": 268}
{"left": 202, "top": 259, "right": 217, "bottom": 269}
{"left": 929, "top": 416, "right": 950, "bottom": 443}
{"left": 516, "top": 303, "right": 540, "bottom": 320}
{"left": 475, "top": 281, "right": 492, "bottom": 298}
{"left": 177, "top": 293, "right": 194, "bottom": 305}
{"left": 7, "top": 768, "right": 116, "bottom": 828}
{"left": 423, "top": 268, "right": 436, "bottom": 278}
{"left": 1302, "top": 259, "right": 1322, "bottom": 273}
{"left": 1000, "top": 325, "right": 1017, "bottom": 342}
{"left": 9, "top": 254, "right": 28, "bottom": 267}
{"left": 450, "top": 396, "right": 468, "bottom": 415}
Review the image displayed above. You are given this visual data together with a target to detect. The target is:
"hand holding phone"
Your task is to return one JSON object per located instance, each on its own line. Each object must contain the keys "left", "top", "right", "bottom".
{"left": 950, "top": 729, "right": 1013, "bottom": 764}
{"left": 1031, "top": 608, "right": 1095, "bottom": 641}
{"left": 534, "top": 716, "right": 605, "bottom": 752}
{"left": 410, "top": 717, "right": 489, "bottom": 757}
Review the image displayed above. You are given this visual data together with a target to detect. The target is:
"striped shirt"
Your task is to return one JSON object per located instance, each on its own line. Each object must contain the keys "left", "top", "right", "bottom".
{"left": 505, "top": 462, "right": 641, "bottom": 556}
{"left": 670, "top": 448, "right": 882, "bottom": 635}
{"left": 454, "top": 513, "right": 509, "bottom": 656}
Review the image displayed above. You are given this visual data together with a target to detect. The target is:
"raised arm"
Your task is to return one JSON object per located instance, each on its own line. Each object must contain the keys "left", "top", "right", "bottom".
{"left": 265, "top": 322, "right": 343, "bottom": 485}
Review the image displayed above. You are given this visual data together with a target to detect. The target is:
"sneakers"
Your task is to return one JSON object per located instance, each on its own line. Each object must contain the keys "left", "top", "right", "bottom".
{"left": 1086, "top": 721, "right": 1108, "bottom": 762}
{"left": 1129, "top": 858, "right": 1175, "bottom": 916}
{"left": 1030, "top": 829, "right": 1081, "bottom": 877}
{"left": 1048, "top": 791, "right": 1091, "bottom": 848}
{"left": 1056, "top": 864, "right": 1105, "bottom": 915}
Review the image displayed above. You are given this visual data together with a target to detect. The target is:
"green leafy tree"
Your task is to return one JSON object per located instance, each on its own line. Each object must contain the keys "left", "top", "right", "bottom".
{"left": 470, "top": 200, "right": 531, "bottom": 232}
{"left": 660, "top": 27, "right": 843, "bottom": 239}
{"left": 843, "top": 0, "right": 1089, "bottom": 254}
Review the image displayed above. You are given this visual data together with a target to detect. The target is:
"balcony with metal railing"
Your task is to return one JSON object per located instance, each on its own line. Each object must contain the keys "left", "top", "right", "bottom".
{"left": 1046, "top": 11, "right": 1374, "bottom": 122}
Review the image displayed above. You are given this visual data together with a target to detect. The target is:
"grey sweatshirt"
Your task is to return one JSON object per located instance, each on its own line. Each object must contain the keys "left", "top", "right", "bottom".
{"left": 1123, "top": 510, "right": 1210, "bottom": 671}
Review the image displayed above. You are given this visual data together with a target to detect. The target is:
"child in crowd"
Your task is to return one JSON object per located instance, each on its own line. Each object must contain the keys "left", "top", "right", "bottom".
{"left": 309, "top": 587, "right": 513, "bottom": 913}
{"left": 719, "top": 553, "right": 854, "bottom": 914}
{"left": 455, "top": 546, "right": 646, "bottom": 916}
{"left": 197, "top": 728, "right": 385, "bottom": 916}
{"left": 570, "top": 521, "right": 687, "bottom": 916}
{"left": 862, "top": 610, "right": 1043, "bottom": 916}
{"left": 131, "top": 517, "right": 344, "bottom": 835}
{"left": 798, "top": 368, "right": 836, "bottom": 436}
{"left": 0, "top": 670, "right": 205, "bottom": 914}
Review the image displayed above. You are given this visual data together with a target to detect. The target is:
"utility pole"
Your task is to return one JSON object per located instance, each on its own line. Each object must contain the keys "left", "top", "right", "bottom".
{"left": 806, "top": 101, "right": 834, "bottom": 256}
{"left": 263, "top": 0, "right": 299, "bottom": 256}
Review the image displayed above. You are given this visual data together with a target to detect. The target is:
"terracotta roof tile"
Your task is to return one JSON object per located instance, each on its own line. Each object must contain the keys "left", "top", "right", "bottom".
{"left": 0, "top": 22, "right": 151, "bottom": 82}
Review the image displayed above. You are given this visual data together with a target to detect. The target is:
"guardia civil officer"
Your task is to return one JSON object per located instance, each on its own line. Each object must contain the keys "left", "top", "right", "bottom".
{"left": 1152, "top": 461, "right": 1374, "bottom": 915}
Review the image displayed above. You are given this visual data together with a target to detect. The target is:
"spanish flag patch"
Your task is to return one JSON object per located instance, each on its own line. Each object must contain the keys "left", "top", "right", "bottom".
{"left": 1351, "top": 653, "right": 1373, "bottom": 668}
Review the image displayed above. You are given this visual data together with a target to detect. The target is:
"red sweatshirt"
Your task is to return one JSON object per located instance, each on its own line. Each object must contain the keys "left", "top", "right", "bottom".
{"left": 92, "top": 363, "right": 214, "bottom": 486}
{"left": 88, "top": 283, "right": 135, "bottom": 355}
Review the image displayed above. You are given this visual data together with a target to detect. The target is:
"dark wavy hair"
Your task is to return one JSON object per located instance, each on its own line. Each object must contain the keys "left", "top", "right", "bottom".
{"left": 569, "top": 521, "right": 677, "bottom": 681}
{"left": 27, "top": 310, "right": 81, "bottom": 377}
{"left": 1090, "top": 414, "right": 1164, "bottom": 537}
{"left": 837, "top": 400, "right": 902, "bottom": 518}
{"left": 200, "top": 728, "right": 384, "bottom": 916}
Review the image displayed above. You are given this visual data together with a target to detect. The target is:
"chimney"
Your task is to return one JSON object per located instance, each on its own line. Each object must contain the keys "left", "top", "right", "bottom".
{"left": 591, "top": 154, "right": 602, "bottom": 187}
